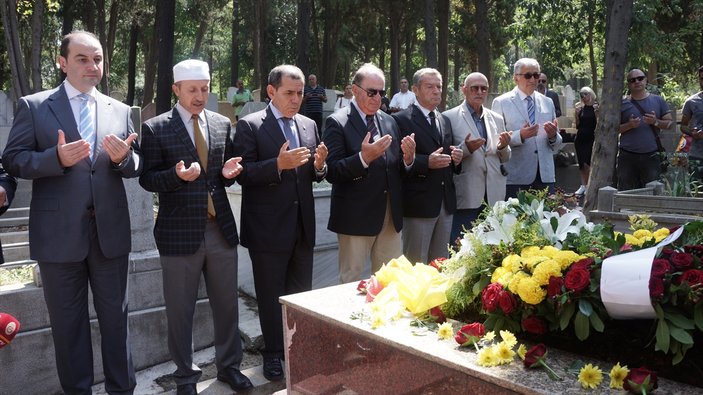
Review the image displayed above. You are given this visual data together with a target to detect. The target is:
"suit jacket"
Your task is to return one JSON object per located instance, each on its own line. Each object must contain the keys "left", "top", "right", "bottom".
{"left": 392, "top": 104, "right": 458, "bottom": 218}
{"left": 2, "top": 84, "right": 141, "bottom": 262}
{"left": 444, "top": 102, "right": 511, "bottom": 209}
{"left": 491, "top": 88, "right": 563, "bottom": 185}
{"left": 140, "top": 108, "right": 238, "bottom": 256}
{"left": 323, "top": 104, "right": 405, "bottom": 236}
{"left": 545, "top": 89, "right": 562, "bottom": 118}
{"left": 0, "top": 160, "right": 17, "bottom": 264}
{"left": 232, "top": 107, "right": 324, "bottom": 253}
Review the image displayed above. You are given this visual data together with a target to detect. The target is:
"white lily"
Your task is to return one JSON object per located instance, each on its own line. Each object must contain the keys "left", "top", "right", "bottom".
{"left": 540, "top": 210, "right": 588, "bottom": 247}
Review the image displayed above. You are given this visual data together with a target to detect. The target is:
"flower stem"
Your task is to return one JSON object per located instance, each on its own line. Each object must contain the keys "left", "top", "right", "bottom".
{"left": 538, "top": 359, "right": 563, "bottom": 381}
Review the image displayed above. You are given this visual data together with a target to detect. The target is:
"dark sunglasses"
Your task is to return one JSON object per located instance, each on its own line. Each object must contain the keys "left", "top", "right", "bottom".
{"left": 628, "top": 75, "right": 646, "bottom": 83}
{"left": 518, "top": 72, "right": 541, "bottom": 80}
{"left": 538, "top": 79, "right": 547, "bottom": 83}
{"left": 354, "top": 83, "right": 385, "bottom": 97}
{"left": 469, "top": 85, "right": 488, "bottom": 93}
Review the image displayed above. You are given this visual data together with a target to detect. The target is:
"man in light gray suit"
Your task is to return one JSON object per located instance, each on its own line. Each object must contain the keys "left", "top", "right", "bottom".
{"left": 445, "top": 72, "right": 511, "bottom": 244}
{"left": 3, "top": 31, "right": 140, "bottom": 394}
{"left": 491, "top": 58, "right": 563, "bottom": 198}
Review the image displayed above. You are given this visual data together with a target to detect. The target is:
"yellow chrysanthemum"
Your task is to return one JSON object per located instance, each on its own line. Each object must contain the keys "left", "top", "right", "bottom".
{"left": 653, "top": 228, "right": 670, "bottom": 242}
{"left": 624, "top": 233, "right": 643, "bottom": 247}
{"left": 499, "top": 330, "right": 517, "bottom": 348}
{"left": 495, "top": 342, "right": 516, "bottom": 364}
{"left": 520, "top": 246, "right": 542, "bottom": 257}
{"left": 532, "top": 259, "right": 561, "bottom": 286}
{"left": 522, "top": 255, "right": 547, "bottom": 272}
{"left": 507, "top": 271, "right": 529, "bottom": 293}
{"left": 578, "top": 363, "right": 603, "bottom": 389}
{"left": 491, "top": 267, "right": 513, "bottom": 286}
{"left": 609, "top": 362, "right": 629, "bottom": 389}
{"left": 483, "top": 331, "right": 496, "bottom": 342}
{"left": 517, "top": 344, "right": 527, "bottom": 360}
{"left": 541, "top": 245, "right": 560, "bottom": 258}
{"left": 554, "top": 250, "right": 582, "bottom": 270}
{"left": 516, "top": 277, "right": 547, "bottom": 305}
{"left": 476, "top": 346, "right": 499, "bottom": 367}
{"left": 437, "top": 322, "right": 454, "bottom": 340}
{"left": 633, "top": 229, "right": 653, "bottom": 241}
{"left": 502, "top": 254, "right": 523, "bottom": 273}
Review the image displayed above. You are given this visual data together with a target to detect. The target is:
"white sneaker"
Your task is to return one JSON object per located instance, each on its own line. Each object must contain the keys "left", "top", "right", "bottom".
{"left": 574, "top": 185, "right": 586, "bottom": 195}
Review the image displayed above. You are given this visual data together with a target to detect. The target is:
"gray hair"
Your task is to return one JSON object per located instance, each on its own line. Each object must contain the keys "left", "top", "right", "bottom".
{"left": 579, "top": 86, "right": 597, "bottom": 101}
{"left": 413, "top": 68, "right": 442, "bottom": 86}
{"left": 513, "top": 58, "right": 540, "bottom": 75}
{"left": 352, "top": 63, "right": 385, "bottom": 86}
{"left": 463, "top": 72, "right": 488, "bottom": 86}
{"left": 268, "top": 65, "right": 305, "bottom": 89}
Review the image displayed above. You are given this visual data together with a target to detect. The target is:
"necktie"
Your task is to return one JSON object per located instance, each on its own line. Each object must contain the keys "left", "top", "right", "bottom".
{"left": 429, "top": 111, "right": 442, "bottom": 143}
{"left": 526, "top": 96, "right": 535, "bottom": 125}
{"left": 366, "top": 115, "right": 378, "bottom": 143}
{"left": 192, "top": 114, "right": 216, "bottom": 218}
{"left": 78, "top": 93, "right": 95, "bottom": 160}
{"left": 282, "top": 117, "right": 298, "bottom": 148}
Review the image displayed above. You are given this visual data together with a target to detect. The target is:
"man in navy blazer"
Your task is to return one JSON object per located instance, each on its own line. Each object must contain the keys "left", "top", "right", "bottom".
{"left": 392, "top": 68, "right": 463, "bottom": 264}
{"left": 3, "top": 31, "right": 141, "bottom": 394}
{"left": 233, "top": 64, "right": 327, "bottom": 381}
{"left": 0, "top": 160, "right": 16, "bottom": 264}
{"left": 139, "top": 60, "right": 252, "bottom": 394}
{"left": 323, "top": 63, "right": 416, "bottom": 283}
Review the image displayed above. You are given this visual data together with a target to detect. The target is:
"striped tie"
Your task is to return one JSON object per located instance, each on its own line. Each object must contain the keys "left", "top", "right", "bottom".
{"left": 78, "top": 93, "right": 95, "bottom": 159}
{"left": 526, "top": 95, "right": 535, "bottom": 125}
{"left": 366, "top": 115, "right": 378, "bottom": 142}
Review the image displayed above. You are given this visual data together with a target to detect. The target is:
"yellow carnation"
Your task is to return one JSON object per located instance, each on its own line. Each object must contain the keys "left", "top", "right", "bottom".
{"left": 437, "top": 322, "right": 454, "bottom": 340}
{"left": 476, "top": 346, "right": 499, "bottom": 367}
{"left": 532, "top": 259, "right": 561, "bottom": 286}
{"left": 578, "top": 363, "right": 603, "bottom": 389}
{"left": 520, "top": 246, "right": 542, "bottom": 257}
{"left": 633, "top": 229, "right": 653, "bottom": 241}
{"left": 491, "top": 267, "right": 513, "bottom": 286}
{"left": 653, "top": 228, "right": 670, "bottom": 242}
{"left": 507, "top": 271, "right": 529, "bottom": 293}
{"left": 609, "top": 362, "right": 629, "bottom": 389}
{"left": 624, "top": 233, "right": 643, "bottom": 247}
{"left": 516, "top": 277, "right": 546, "bottom": 305}
{"left": 499, "top": 330, "right": 517, "bottom": 348}
{"left": 554, "top": 250, "right": 581, "bottom": 270}
{"left": 502, "top": 254, "right": 523, "bottom": 273}
{"left": 495, "top": 342, "right": 516, "bottom": 364}
{"left": 540, "top": 245, "right": 561, "bottom": 258}
{"left": 522, "top": 256, "right": 547, "bottom": 272}
{"left": 517, "top": 344, "right": 527, "bottom": 360}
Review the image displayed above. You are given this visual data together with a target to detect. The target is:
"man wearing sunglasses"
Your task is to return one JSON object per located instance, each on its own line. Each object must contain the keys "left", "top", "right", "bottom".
{"left": 445, "top": 72, "right": 512, "bottom": 244}
{"left": 677, "top": 65, "right": 703, "bottom": 182}
{"left": 393, "top": 68, "right": 463, "bottom": 264}
{"left": 618, "top": 69, "right": 672, "bottom": 190}
{"left": 491, "top": 57, "right": 562, "bottom": 199}
{"left": 324, "top": 63, "right": 416, "bottom": 283}
{"left": 539, "top": 73, "right": 562, "bottom": 118}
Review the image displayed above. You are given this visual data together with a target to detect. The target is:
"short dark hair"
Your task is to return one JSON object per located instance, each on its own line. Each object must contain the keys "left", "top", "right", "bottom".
{"left": 60, "top": 30, "right": 100, "bottom": 58}
{"left": 698, "top": 65, "right": 703, "bottom": 74}
{"left": 268, "top": 65, "right": 305, "bottom": 89}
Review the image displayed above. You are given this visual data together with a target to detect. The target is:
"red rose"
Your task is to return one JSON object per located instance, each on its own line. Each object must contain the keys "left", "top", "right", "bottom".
{"left": 564, "top": 266, "right": 591, "bottom": 293}
{"left": 429, "top": 257, "right": 447, "bottom": 271}
{"left": 455, "top": 322, "right": 485, "bottom": 346}
{"left": 365, "top": 276, "right": 384, "bottom": 303}
{"left": 547, "top": 276, "right": 564, "bottom": 298}
{"left": 357, "top": 279, "right": 368, "bottom": 294}
{"left": 481, "top": 283, "right": 503, "bottom": 313}
{"left": 670, "top": 252, "right": 694, "bottom": 270}
{"left": 522, "top": 315, "right": 547, "bottom": 335}
{"left": 684, "top": 245, "right": 703, "bottom": 258}
{"left": 571, "top": 257, "right": 594, "bottom": 271}
{"left": 623, "top": 367, "right": 658, "bottom": 393}
{"left": 429, "top": 306, "right": 446, "bottom": 323}
{"left": 660, "top": 248, "right": 675, "bottom": 258}
{"left": 649, "top": 277, "right": 665, "bottom": 299}
{"left": 523, "top": 343, "right": 547, "bottom": 368}
{"left": 678, "top": 269, "right": 703, "bottom": 287}
{"left": 498, "top": 290, "right": 518, "bottom": 314}
{"left": 650, "top": 259, "right": 672, "bottom": 278}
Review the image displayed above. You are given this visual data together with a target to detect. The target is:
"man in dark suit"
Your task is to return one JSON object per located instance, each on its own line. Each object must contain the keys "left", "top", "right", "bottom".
{"left": 2, "top": 31, "right": 140, "bottom": 394}
{"left": 323, "top": 63, "right": 416, "bottom": 283}
{"left": 139, "top": 59, "right": 252, "bottom": 394}
{"left": 539, "top": 73, "right": 562, "bottom": 118}
{"left": 393, "top": 68, "right": 462, "bottom": 264}
{"left": 0, "top": 160, "right": 17, "bottom": 264}
{"left": 233, "top": 64, "right": 327, "bottom": 381}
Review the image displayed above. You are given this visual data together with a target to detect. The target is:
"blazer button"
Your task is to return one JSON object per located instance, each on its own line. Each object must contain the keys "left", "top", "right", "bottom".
{"left": 293, "top": 200, "right": 299, "bottom": 205}
{"left": 534, "top": 150, "right": 538, "bottom": 154}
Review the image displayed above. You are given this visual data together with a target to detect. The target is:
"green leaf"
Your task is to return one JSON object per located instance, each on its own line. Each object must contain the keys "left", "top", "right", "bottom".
{"left": 664, "top": 311, "right": 695, "bottom": 329}
{"left": 670, "top": 327, "right": 694, "bottom": 345}
{"left": 574, "top": 311, "right": 590, "bottom": 341}
{"left": 694, "top": 303, "right": 703, "bottom": 332}
{"left": 484, "top": 315, "right": 497, "bottom": 330}
{"left": 654, "top": 303, "right": 665, "bottom": 320}
{"left": 589, "top": 312, "right": 605, "bottom": 332}
{"left": 578, "top": 299, "right": 593, "bottom": 317}
{"left": 655, "top": 319, "right": 670, "bottom": 353}
{"left": 672, "top": 350, "right": 685, "bottom": 365}
{"left": 560, "top": 302, "right": 576, "bottom": 330}
{"left": 472, "top": 281, "right": 482, "bottom": 297}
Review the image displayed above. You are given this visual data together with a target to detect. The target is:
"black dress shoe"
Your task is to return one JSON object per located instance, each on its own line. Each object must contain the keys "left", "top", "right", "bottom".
{"left": 217, "top": 367, "right": 254, "bottom": 391}
{"left": 176, "top": 383, "right": 198, "bottom": 395}
{"left": 263, "top": 357, "right": 284, "bottom": 381}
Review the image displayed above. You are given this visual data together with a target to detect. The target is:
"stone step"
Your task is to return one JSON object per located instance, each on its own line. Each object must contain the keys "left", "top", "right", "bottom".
{"left": 2, "top": 241, "right": 30, "bottom": 263}
{"left": 0, "top": 230, "right": 28, "bottom": 244}
{"left": 2, "top": 207, "right": 29, "bottom": 218}
{"left": 0, "top": 215, "right": 29, "bottom": 228}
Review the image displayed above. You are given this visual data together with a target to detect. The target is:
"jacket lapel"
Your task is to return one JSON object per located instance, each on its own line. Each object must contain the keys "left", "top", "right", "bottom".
{"left": 170, "top": 107, "right": 199, "bottom": 163}
{"left": 510, "top": 88, "right": 530, "bottom": 125}
{"left": 348, "top": 104, "right": 368, "bottom": 140}
{"left": 47, "top": 86, "right": 80, "bottom": 143}
{"left": 412, "top": 105, "right": 440, "bottom": 145}
{"left": 262, "top": 107, "right": 287, "bottom": 149}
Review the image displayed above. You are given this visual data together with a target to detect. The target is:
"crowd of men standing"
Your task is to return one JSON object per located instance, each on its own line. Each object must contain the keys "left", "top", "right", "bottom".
{"left": 4, "top": 28, "right": 701, "bottom": 394}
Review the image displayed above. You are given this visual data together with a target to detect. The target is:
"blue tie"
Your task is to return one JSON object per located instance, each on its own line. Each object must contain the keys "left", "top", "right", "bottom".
{"left": 282, "top": 117, "right": 298, "bottom": 148}
{"left": 526, "top": 96, "right": 535, "bottom": 125}
{"left": 78, "top": 93, "right": 95, "bottom": 160}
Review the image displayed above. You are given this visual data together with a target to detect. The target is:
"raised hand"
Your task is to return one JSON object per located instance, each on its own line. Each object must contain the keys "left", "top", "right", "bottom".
{"left": 103, "top": 133, "right": 138, "bottom": 164}
{"left": 222, "top": 157, "right": 243, "bottom": 179}
{"left": 400, "top": 133, "right": 416, "bottom": 165}
{"left": 314, "top": 142, "right": 328, "bottom": 170}
{"left": 277, "top": 141, "right": 310, "bottom": 170}
{"left": 175, "top": 160, "right": 201, "bottom": 181}
{"left": 520, "top": 122, "right": 539, "bottom": 140}
{"left": 56, "top": 129, "right": 91, "bottom": 167}
{"left": 544, "top": 119, "right": 559, "bottom": 139}
{"left": 360, "top": 132, "right": 392, "bottom": 164}
{"left": 497, "top": 131, "right": 511, "bottom": 150}
{"left": 428, "top": 146, "right": 451, "bottom": 169}
{"left": 450, "top": 145, "right": 463, "bottom": 165}
{"left": 465, "top": 134, "right": 486, "bottom": 153}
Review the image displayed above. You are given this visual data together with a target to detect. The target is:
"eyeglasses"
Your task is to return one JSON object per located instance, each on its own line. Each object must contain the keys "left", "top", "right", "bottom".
{"left": 517, "top": 72, "right": 541, "bottom": 80}
{"left": 354, "top": 83, "right": 385, "bottom": 97}
{"left": 538, "top": 79, "right": 547, "bottom": 83}
{"left": 469, "top": 85, "right": 489, "bottom": 93}
{"left": 628, "top": 75, "right": 646, "bottom": 83}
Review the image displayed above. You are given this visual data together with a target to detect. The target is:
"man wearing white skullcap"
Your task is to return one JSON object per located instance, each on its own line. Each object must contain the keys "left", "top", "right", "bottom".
{"left": 139, "top": 59, "right": 252, "bottom": 394}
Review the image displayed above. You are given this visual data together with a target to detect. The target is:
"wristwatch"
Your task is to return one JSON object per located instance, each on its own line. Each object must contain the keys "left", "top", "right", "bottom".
{"left": 654, "top": 120, "right": 659, "bottom": 128}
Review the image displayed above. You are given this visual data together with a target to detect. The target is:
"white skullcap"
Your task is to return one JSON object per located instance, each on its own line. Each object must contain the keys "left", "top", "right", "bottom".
{"left": 173, "top": 59, "right": 210, "bottom": 83}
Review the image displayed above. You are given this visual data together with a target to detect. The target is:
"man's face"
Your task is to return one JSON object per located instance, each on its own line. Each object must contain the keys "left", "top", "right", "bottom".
{"left": 514, "top": 65, "right": 540, "bottom": 95}
{"left": 268, "top": 75, "right": 304, "bottom": 118}
{"left": 173, "top": 80, "right": 210, "bottom": 115}
{"left": 462, "top": 76, "right": 489, "bottom": 111}
{"left": 59, "top": 34, "right": 104, "bottom": 93}
{"left": 627, "top": 69, "right": 647, "bottom": 93}
{"left": 352, "top": 74, "right": 385, "bottom": 115}
{"left": 343, "top": 85, "right": 352, "bottom": 95}
{"left": 236, "top": 80, "right": 244, "bottom": 89}
{"left": 413, "top": 74, "right": 442, "bottom": 110}
{"left": 308, "top": 74, "right": 317, "bottom": 87}
{"left": 400, "top": 79, "right": 409, "bottom": 92}
{"left": 539, "top": 73, "right": 548, "bottom": 87}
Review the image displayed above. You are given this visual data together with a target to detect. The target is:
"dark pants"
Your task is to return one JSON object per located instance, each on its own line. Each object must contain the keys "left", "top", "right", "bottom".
{"left": 450, "top": 206, "right": 484, "bottom": 246}
{"left": 505, "top": 169, "right": 555, "bottom": 199}
{"left": 307, "top": 112, "right": 323, "bottom": 139}
{"left": 616, "top": 149, "right": 661, "bottom": 191}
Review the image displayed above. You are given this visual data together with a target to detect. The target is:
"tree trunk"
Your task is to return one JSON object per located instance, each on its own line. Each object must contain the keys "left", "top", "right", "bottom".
{"left": 321, "top": 3, "right": 342, "bottom": 88}
{"left": 296, "top": 0, "right": 311, "bottom": 77}
{"left": 107, "top": 1, "right": 119, "bottom": 66}
{"left": 388, "top": 8, "right": 401, "bottom": 98}
{"left": 142, "top": 6, "right": 160, "bottom": 106}
{"left": 423, "top": 0, "right": 437, "bottom": 68}
{"left": 0, "top": 0, "right": 30, "bottom": 99}
{"left": 126, "top": 22, "right": 138, "bottom": 106}
{"left": 474, "top": 0, "right": 491, "bottom": 85}
{"left": 230, "top": 0, "right": 239, "bottom": 85}
{"left": 95, "top": 0, "right": 109, "bottom": 93}
{"left": 156, "top": 0, "right": 176, "bottom": 114}
{"left": 61, "top": 0, "right": 76, "bottom": 36}
{"left": 437, "top": 0, "right": 449, "bottom": 110}
{"left": 587, "top": 7, "right": 597, "bottom": 94}
{"left": 191, "top": 3, "right": 208, "bottom": 59}
{"left": 583, "top": 0, "right": 633, "bottom": 211}
{"left": 404, "top": 29, "right": 414, "bottom": 82}
{"left": 30, "top": 0, "right": 44, "bottom": 92}
{"left": 255, "top": 0, "right": 269, "bottom": 100}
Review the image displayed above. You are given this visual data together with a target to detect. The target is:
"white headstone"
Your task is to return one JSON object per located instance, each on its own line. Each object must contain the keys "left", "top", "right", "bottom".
{"left": 206, "top": 93, "right": 218, "bottom": 112}
{"left": 0, "top": 91, "right": 14, "bottom": 126}
{"left": 323, "top": 89, "right": 337, "bottom": 112}
{"left": 563, "top": 85, "right": 575, "bottom": 109}
{"left": 226, "top": 87, "right": 237, "bottom": 103}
